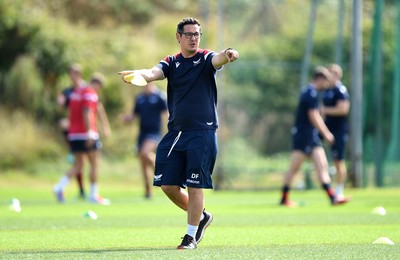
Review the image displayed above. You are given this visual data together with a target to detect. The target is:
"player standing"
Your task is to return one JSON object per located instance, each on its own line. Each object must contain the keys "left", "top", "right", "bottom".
{"left": 54, "top": 73, "right": 110, "bottom": 205}
{"left": 321, "top": 64, "right": 350, "bottom": 198}
{"left": 122, "top": 82, "right": 168, "bottom": 199}
{"left": 279, "top": 67, "right": 350, "bottom": 207}
{"left": 119, "top": 17, "right": 239, "bottom": 249}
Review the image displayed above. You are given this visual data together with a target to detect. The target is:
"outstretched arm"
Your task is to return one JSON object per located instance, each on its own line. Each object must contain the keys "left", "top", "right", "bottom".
{"left": 212, "top": 48, "right": 240, "bottom": 69}
{"left": 118, "top": 66, "right": 164, "bottom": 84}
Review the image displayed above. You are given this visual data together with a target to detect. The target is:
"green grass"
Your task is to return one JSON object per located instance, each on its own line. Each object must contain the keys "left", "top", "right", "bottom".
{"left": 1, "top": 177, "right": 400, "bottom": 259}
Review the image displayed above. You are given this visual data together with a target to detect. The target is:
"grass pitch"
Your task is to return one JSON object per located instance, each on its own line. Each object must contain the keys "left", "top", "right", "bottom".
{"left": 1, "top": 184, "right": 400, "bottom": 259}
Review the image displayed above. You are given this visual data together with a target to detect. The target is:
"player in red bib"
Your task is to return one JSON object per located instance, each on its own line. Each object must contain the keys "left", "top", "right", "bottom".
{"left": 54, "top": 73, "right": 110, "bottom": 205}
{"left": 57, "top": 64, "right": 86, "bottom": 198}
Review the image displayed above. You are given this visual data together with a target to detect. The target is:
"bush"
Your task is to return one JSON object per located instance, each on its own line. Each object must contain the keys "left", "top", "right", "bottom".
{"left": 0, "top": 108, "right": 62, "bottom": 169}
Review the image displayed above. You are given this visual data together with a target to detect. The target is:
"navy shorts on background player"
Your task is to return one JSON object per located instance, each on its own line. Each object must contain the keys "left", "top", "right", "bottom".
{"left": 292, "top": 129, "right": 322, "bottom": 155}
{"left": 154, "top": 130, "right": 217, "bottom": 189}
{"left": 70, "top": 139, "right": 102, "bottom": 153}
{"left": 137, "top": 132, "right": 161, "bottom": 150}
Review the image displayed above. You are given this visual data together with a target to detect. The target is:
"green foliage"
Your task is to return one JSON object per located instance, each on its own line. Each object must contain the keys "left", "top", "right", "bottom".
{"left": 3, "top": 56, "right": 41, "bottom": 110}
{"left": 0, "top": 0, "right": 40, "bottom": 72}
{"left": 59, "top": 0, "right": 154, "bottom": 27}
{"left": 0, "top": 109, "right": 62, "bottom": 168}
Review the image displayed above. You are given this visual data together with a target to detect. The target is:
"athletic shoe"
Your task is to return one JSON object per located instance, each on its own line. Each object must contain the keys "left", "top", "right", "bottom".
{"left": 79, "top": 190, "right": 86, "bottom": 200}
{"left": 144, "top": 193, "right": 152, "bottom": 200}
{"left": 280, "top": 200, "right": 298, "bottom": 208}
{"left": 195, "top": 210, "right": 213, "bottom": 243}
{"left": 54, "top": 190, "right": 65, "bottom": 203}
{"left": 89, "top": 195, "right": 111, "bottom": 205}
{"left": 333, "top": 196, "right": 350, "bottom": 206}
{"left": 177, "top": 234, "right": 197, "bottom": 250}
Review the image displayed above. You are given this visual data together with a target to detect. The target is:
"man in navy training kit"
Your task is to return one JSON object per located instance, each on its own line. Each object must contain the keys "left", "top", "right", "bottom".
{"left": 123, "top": 82, "right": 168, "bottom": 199}
{"left": 119, "top": 17, "right": 239, "bottom": 249}
{"left": 280, "top": 66, "right": 350, "bottom": 207}
{"left": 321, "top": 64, "right": 350, "bottom": 198}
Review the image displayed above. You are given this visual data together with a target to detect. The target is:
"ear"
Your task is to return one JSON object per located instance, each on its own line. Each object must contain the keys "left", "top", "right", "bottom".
{"left": 176, "top": 32, "right": 181, "bottom": 43}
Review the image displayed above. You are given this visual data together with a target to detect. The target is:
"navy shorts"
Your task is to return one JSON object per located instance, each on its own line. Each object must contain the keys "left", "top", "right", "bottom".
{"left": 292, "top": 132, "right": 322, "bottom": 155}
{"left": 154, "top": 130, "right": 218, "bottom": 189}
{"left": 137, "top": 132, "right": 161, "bottom": 150}
{"left": 330, "top": 132, "right": 348, "bottom": 160}
{"left": 69, "top": 139, "right": 102, "bottom": 153}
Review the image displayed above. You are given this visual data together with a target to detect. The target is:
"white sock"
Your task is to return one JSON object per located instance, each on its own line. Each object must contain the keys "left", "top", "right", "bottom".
{"left": 54, "top": 176, "right": 69, "bottom": 192}
{"left": 187, "top": 224, "right": 198, "bottom": 238}
{"left": 90, "top": 183, "right": 98, "bottom": 198}
{"left": 335, "top": 183, "right": 344, "bottom": 196}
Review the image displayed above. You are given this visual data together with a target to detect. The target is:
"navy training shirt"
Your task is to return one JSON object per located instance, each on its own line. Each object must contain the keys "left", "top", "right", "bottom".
{"left": 134, "top": 90, "right": 168, "bottom": 134}
{"left": 62, "top": 87, "right": 75, "bottom": 108}
{"left": 322, "top": 81, "right": 349, "bottom": 133}
{"left": 292, "top": 84, "right": 319, "bottom": 138}
{"left": 159, "top": 49, "right": 220, "bottom": 131}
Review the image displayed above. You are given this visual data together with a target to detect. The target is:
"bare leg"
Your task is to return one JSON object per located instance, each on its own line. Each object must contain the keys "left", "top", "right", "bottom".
{"left": 161, "top": 185, "right": 189, "bottom": 211}
{"left": 86, "top": 149, "right": 99, "bottom": 200}
{"left": 54, "top": 152, "right": 85, "bottom": 202}
{"left": 283, "top": 151, "right": 307, "bottom": 186}
{"left": 66, "top": 152, "right": 85, "bottom": 179}
{"left": 310, "top": 147, "right": 330, "bottom": 184}
{"left": 311, "top": 147, "right": 335, "bottom": 203}
{"left": 187, "top": 187, "right": 204, "bottom": 226}
{"left": 334, "top": 159, "right": 347, "bottom": 196}
{"left": 280, "top": 151, "right": 306, "bottom": 206}
{"left": 139, "top": 140, "right": 157, "bottom": 197}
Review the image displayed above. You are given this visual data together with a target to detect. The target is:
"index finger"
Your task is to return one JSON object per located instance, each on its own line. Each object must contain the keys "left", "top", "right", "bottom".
{"left": 117, "top": 70, "right": 134, "bottom": 75}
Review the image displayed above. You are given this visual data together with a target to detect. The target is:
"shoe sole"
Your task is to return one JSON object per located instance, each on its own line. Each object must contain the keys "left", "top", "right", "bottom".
{"left": 177, "top": 245, "right": 197, "bottom": 250}
{"left": 196, "top": 214, "right": 213, "bottom": 243}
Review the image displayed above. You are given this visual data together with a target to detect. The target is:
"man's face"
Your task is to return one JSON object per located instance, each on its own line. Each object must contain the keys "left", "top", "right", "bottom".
{"left": 320, "top": 78, "right": 331, "bottom": 90}
{"left": 91, "top": 82, "right": 102, "bottom": 92}
{"left": 69, "top": 70, "right": 81, "bottom": 84}
{"left": 177, "top": 24, "right": 201, "bottom": 53}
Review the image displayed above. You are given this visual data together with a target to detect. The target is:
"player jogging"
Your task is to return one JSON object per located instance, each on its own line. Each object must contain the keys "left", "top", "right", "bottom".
{"left": 119, "top": 17, "right": 239, "bottom": 250}
{"left": 280, "top": 66, "right": 350, "bottom": 207}
{"left": 321, "top": 64, "right": 350, "bottom": 198}
{"left": 122, "top": 82, "right": 168, "bottom": 199}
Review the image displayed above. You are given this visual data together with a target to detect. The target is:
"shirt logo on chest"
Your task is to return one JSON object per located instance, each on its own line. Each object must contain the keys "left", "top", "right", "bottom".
{"left": 175, "top": 62, "right": 180, "bottom": 68}
{"left": 193, "top": 58, "right": 201, "bottom": 66}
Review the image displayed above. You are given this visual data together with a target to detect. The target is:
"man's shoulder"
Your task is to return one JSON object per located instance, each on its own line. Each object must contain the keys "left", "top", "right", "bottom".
{"left": 62, "top": 86, "right": 74, "bottom": 95}
{"left": 162, "top": 52, "right": 182, "bottom": 64}
{"left": 301, "top": 85, "right": 317, "bottom": 98}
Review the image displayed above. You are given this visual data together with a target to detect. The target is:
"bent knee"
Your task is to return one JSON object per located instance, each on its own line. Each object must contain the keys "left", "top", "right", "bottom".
{"left": 161, "top": 185, "right": 179, "bottom": 194}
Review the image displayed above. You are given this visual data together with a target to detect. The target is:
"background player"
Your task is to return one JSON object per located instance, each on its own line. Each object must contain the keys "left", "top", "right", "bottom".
{"left": 122, "top": 82, "right": 168, "bottom": 199}
{"left": 118, "top": 17, "right": 239, "bottom": 249}
{"left": 280, "top": 66, "right": 349, "bottom": 207}
{"left": 54, "top": 73, "right": 110, "bottom": 204}
{"left": 321, "top": 64, "right": 350, "bottom": 198}
{"left": 57, "top": 64, "right": 86, "bottom": 198}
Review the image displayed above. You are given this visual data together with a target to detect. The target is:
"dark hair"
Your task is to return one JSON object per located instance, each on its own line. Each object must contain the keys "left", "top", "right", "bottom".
{"left": 90, "top": 72, "right": 105, "bottom": 86}
{"left": 177, "top": 17, "right": 201, "bottom": 34}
